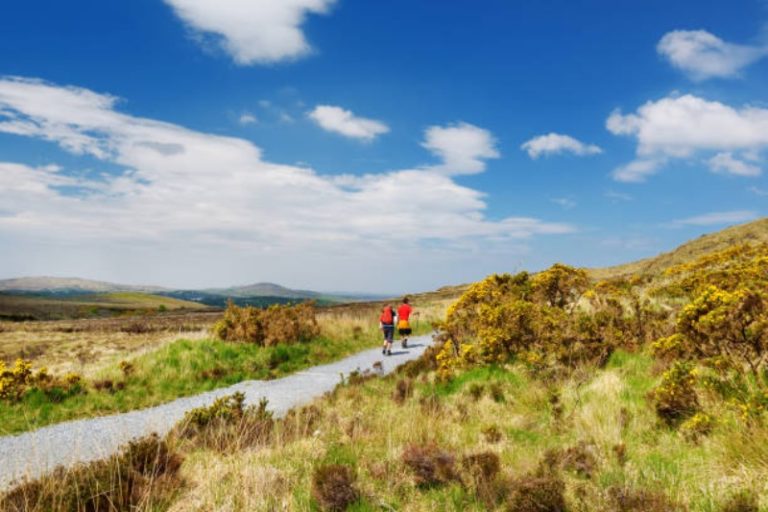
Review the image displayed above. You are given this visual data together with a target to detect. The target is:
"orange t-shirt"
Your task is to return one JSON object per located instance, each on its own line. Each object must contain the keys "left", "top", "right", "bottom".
{"left": 397, "top": 304, "right": 412, "bottom": 321}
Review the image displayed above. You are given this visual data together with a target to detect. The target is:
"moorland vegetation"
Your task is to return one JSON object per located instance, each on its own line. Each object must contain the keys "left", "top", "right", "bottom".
{"left": 2, "top": 220, "right": 768, "bottom": 511}
{"left": 0, "top": 300, "right": 440, "bottom": 435}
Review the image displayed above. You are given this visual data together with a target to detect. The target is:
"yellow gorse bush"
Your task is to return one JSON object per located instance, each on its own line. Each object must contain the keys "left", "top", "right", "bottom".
{"left": 655, "top": 243, "right": 768, "bottom": 298}
{"left": 0, "top": 359, "right": 33, "bottom": 400}
{"left": 0, "top": 358, "right": 82, "bottom": 402}
{"left": 649, "top": 361, "right": 701, "bottom": 427}
{"left": 660, "top": 285, "right": 768, "bottom": 388}
{"left": 437, "top": 264, "right": 625, "bottom": 376}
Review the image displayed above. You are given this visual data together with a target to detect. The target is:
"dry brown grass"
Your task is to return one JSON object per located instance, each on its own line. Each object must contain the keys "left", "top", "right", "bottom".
{"left": 0, "top": 434, "right": 183, "bottom": 512}
{"left": 0, "top": 312, "right": 217, "bottom": 375}
{"left": 0, "top": 284, "right": 454, "bottom": 379}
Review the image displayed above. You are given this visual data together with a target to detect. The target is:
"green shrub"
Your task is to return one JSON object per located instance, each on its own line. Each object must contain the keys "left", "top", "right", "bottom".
{"left": 178, "top": 393, "right": 274, "bottom": 451}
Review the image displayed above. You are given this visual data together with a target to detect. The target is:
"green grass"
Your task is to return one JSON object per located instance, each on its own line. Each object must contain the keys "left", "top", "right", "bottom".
{"left": 0, "top": 324, "right": 428, "bottom": 435}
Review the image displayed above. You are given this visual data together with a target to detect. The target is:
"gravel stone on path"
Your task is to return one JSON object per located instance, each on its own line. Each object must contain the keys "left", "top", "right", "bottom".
{"left": 0, "top": 335, "right": 433, "bottom": 490}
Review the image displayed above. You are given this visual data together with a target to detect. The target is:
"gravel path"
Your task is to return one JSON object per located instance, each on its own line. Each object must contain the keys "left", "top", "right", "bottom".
{"left": 0, "top": 335, "right": 432, "bottom": 490}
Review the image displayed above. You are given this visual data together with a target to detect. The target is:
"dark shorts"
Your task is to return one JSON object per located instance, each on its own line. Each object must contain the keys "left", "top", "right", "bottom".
{"left": 399, "top": 328, "right": 412, "bottom": 336}
{"left": 382, "top": 324, "right": 394, "bottom": 342}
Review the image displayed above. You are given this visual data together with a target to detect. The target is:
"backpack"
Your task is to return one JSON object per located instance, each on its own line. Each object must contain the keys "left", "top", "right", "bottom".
{"left": 380, "top": 306, "right": 393, "bottom": 324}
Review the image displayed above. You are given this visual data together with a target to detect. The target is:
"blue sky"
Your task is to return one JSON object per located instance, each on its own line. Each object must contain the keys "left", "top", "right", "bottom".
{"left": 0, "top": 0, "right": 766, "bottom": 293}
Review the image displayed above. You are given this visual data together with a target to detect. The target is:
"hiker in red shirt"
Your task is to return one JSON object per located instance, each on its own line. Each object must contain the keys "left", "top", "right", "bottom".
{"left": 380, "top": 304, "right": 396, "bottom": 356}
{"left": 397, "top": 297, "right": 413, "bottom": 349}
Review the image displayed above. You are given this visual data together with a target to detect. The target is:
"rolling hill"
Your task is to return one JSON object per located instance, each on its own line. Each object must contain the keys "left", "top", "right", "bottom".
{"left": 0, "top": 292, "right": 208, "bottom": 321}
{"left": 206, "top": 282, "right": 322, "bottom": 299}
{"left": 587, "top": 217, "right": 768, "bottom": 281}
{"left": 0, "top": 277, "right": 166, "bottom": 295}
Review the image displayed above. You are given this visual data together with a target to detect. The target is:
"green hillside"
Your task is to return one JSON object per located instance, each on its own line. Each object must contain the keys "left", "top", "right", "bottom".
{"left": 0, "top": 292, "right": 208, "bottom": 321}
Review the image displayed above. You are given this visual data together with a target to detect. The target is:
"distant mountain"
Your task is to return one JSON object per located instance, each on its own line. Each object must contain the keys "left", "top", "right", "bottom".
{"left": 0, "top": 277, "right": 387, "bottom": 307}
{"left": 206, "top": 282, "right": 322, "bottom": 299}
{"left": 0, "top": 276, "right": 167, "bottom": 294}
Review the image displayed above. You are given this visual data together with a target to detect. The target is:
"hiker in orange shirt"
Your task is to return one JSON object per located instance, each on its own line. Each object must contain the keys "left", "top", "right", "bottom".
{"left": 380, "top": 304, "right": 396, "bottom": 356}
{"left": 397, "top": 297, "right": 413, "bottom": 349}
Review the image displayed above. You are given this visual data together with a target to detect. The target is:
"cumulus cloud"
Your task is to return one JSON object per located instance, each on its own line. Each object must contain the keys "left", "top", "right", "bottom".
{"left": 607, "top": 94, "right": 768, "bottom": 182}
{"left": 708, "top": 152, "right": 762, "bottom": 177}
{"left": 0, "top": 77, "right": 573, "bottom": 289}
{"left": 308, "top": 105, "right": 389, "bottom": 141}
{"left": 521, "top": 133, "right": 602, "bottom": 159}
{"left": 657, "top": 30, "right": 767, "bottom": 81}
{"left": 163, "top": 0, "right": 335, "bottom": 65}
{"left": 550, "top": 197, "right": 576, "bottom": 209}
{"left": 421, "top": 122, "right": 499, "bottom": 175}
{"left": 238, "top": 112, "right": 257, "bottom": 125}
{"left": 667, "top": 210, "right": 758, "bottom": 228}
{"left": 611, "top": 159, "right": 664, "bottom": 183}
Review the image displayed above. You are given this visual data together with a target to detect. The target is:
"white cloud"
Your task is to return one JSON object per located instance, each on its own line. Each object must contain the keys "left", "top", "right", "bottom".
{"left": 607, "top": 94, "right": 768, "bottom": 182}
{"left": 657, "top": 30, "right": 767, "bottom": 81}
{"left": 308, "top": 105, "right": 389, "bottom": 141}
{"left": 748, "top": 186, "right": 768, "bottom": 197}
{"left": 611, "top": 159, "right": 664, "bottom": 183}
{"left": 521, "top": 133, "right": 602, "bottom": 159}
{"left": 668, "top": 210, "right": 758, "bottom": 228}
{"left": 238, "top": 112, "right": 257, "bottom": 125}
{"left": 0, "top": 77, "right": 574, "bottom": 290}
{"left": 421, "top": 122, "right": 499, "bottom": 175}
{"left": 708, "top": 152, "right": 762, "bottom": 177}
{"left": 550, "top": 197, "right": 576, "bottom": 209}
{"left": 163, "top": 0, "right": 335, "bottom": 65}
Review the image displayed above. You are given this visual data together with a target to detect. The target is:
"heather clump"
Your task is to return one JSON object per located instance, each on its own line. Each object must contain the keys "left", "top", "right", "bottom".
{"left": 401, "top": 443, "right": 459, "bottom": 488}
{"left": 606, "top": 486, "right": 680, "bottom": 512}
{"left": 506, "top": 472, "right": 567, "bottom": 512}
{"left": 461, "top": 451, "right": 504, "bottom": 507}
{"left": 311, "top": 464, "right": 360, "bottom": 512}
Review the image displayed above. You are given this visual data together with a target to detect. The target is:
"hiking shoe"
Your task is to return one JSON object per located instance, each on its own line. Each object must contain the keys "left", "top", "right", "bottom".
{"left": 402, "top": 340, "right": 408, "bottom": 348}
{"left": 387, "top": 350, "right": 392, "bottom": 356}
{"left": 382, "top": 348, "right": 386, "bottom": 355}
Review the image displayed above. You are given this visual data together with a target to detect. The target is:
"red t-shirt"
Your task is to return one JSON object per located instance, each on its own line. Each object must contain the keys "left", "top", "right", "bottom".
{"left": 397, "top": 304, "right": 412, "bottom": 321}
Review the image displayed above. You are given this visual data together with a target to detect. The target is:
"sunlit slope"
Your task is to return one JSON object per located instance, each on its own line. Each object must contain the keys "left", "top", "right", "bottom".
{"left": 588, "top": 217, "right": 768, "bottom": 281}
